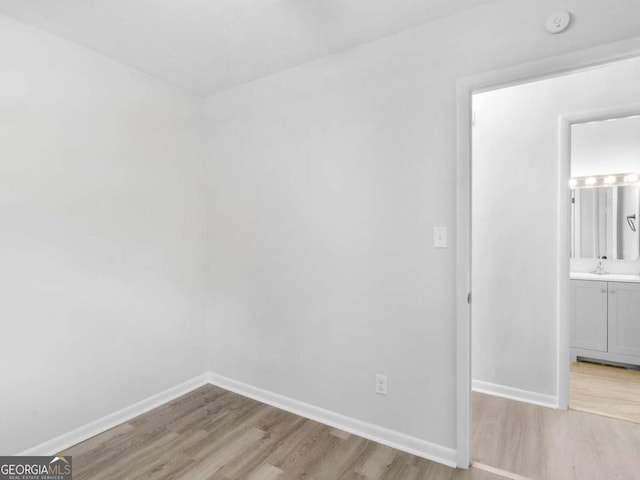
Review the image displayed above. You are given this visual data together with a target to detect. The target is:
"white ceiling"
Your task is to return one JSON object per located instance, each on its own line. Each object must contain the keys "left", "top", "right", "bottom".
{"left": 0, "top": 0, "right": 494, "bottom": 95}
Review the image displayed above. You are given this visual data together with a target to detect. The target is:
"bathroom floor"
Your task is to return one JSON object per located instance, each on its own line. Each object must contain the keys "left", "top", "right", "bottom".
{"left": 569, "top": 360, "right": 640, "bottom": 423}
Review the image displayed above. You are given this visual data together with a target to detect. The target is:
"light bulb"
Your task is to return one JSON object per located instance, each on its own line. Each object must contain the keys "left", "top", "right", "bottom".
{"left": 624, "top": 174, "right": 639, "bottom": 183}
{"left": 604, "top": 176, "right": 616, "bottom": 184}
{"left": 569, "top": 178, "right": 577, "bottom": 187}
{"left": 585, "top": 177, "right": 597, "bottom": 186}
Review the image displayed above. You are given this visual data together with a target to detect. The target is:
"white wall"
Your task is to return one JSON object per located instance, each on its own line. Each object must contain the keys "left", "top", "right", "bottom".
{"left": 572, "top": 115, "right": 640, "bottom": 177}
{"left": 472, "top": 56, "right": 640, "bottom": 400}
{"left": 204, "top": 0, "right": 640, "bottom": 452}
{"left": 0, "top": 15, "right": 208, "bottom": 454}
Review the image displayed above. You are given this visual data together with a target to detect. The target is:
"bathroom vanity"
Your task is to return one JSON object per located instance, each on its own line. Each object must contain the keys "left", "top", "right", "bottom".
{"left": 570, "top": 273, "right": 640, "bottom": 367}
{"left": 568, "top": 115, "right": 640, "bottom": 367}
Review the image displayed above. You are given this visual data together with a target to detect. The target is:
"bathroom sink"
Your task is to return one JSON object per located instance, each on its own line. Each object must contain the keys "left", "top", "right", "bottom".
{"left": 570, "top": 272, "right": 640, "bottom": 283}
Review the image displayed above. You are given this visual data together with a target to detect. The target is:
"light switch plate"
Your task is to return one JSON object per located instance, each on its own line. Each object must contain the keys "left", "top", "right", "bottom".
{"left": 434, "top": 226, "right": 447, "bottom": 248}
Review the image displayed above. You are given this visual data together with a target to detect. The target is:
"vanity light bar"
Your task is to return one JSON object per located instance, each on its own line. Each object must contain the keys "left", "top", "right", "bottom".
{"left": 569, "top": 173, "right": 640, "bottom": 188}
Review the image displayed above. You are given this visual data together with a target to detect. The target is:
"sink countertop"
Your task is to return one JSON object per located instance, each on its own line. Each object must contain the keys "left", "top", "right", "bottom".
{"left": 570, "top": 272, "right": 640, "bottom": 283}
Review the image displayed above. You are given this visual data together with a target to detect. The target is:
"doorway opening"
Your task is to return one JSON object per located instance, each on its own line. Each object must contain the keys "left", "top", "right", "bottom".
{"left": 566, "top": 108, "right": 640, "bottom": 424}
{"left": 456, "top": 41, "right": 640, "bottom": 474}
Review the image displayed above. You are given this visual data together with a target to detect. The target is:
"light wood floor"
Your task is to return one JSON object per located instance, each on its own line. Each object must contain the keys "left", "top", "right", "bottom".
{"left": 472, "top": 391, "right": 640, "bottom": 480}
{"left": 569, "top": 360, "right": 640, "bottom": 423}
{"left": 61, "top": 385, "right": 502, "bottom": 480}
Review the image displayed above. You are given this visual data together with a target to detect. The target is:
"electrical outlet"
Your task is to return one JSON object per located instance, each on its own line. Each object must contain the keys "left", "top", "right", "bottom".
{"left": 375, "top": 374, "right": 387, "bottom": 395}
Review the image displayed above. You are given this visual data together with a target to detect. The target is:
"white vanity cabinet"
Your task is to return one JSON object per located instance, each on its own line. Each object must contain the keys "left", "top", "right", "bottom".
{"left": 570, "top": 278, "right": 640, "bottom": 366}
{"left": 608, "top": 282, "right": 640, "bottom": 357}
{"left": 570, "top": 280, "right": 607, "bottom": 352}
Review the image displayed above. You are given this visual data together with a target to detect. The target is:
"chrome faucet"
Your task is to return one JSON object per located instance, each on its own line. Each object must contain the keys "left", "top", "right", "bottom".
{"left": 592, "top": 258, "right": 607, "bottom": 275}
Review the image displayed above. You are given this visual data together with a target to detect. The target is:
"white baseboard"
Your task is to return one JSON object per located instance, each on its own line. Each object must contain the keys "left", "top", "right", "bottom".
{"left": 472, "top": 379, "right": 557, "bottom": 408}
{"left": 18, "top": 373, "right": 211, "bottom": 456}
{"left": 18, "top": 371, "right": 457, "bottom": 469}
{"left": 206, "top": 372, "right": 457, "bottom": 468}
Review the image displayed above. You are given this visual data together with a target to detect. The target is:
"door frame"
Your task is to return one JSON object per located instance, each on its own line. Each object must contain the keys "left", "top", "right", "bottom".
{"left": 455, "top": 37, "right": 640, "bottom": 468}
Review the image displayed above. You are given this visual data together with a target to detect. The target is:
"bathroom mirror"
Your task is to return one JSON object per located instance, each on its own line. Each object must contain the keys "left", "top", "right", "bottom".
{"left": 571, "top": 185, "right": 640, "bottom": 260}
{"left": 570, "top": 114, "right": 640, "bottom": 260}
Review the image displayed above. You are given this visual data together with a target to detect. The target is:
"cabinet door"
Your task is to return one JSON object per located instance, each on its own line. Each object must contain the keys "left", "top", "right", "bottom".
{"left": 570, "top": 280, "right": 607, "bottom": 351}
{"left": 608, "top": 282, "right": 640, "bottom": 356}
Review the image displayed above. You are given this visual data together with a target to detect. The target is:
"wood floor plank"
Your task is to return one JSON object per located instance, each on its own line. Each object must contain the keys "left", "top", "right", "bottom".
{"left": 256, "top": 418, "right": 325, "bottom": 469}
{"left": 384, "top": 456, "right": 421, "bottom": 480}
{"left": 186, "top": 404, "right": 271, "bottom": 461}
{"left": 215, "top": 411, "right": 304, "bottom": 478}
{"left": 473, "top": 391, "right": 640, "bottom": 479}
{"left": 386, "top": 451, "right": 437, "bottom": 480}
{"left": 246, "top": 463, "right": 283, "bottom": 480}
{"left": 88, "top": 431, "right": 181, "bottom": 480}
{"left": 63, "top": 388, "right": 247, "bottom": 479}
{"left": 569, "top": 360, "right": 640, "bottom": 423}
{"left": 186, "top": 426, "right": 266, "bottom": 480}
{"left": 274, "top": 424, "right": 343, "bottom": 478}
{"left": 329, "top": 428, "right": 351, "bottom": 440}
{"left": 279, "top": 432, "right": 342, "bottom": 478}
{"left": 302, "top": 433, "right": 369, "bottom": 480}
{"left": 163, "top": 391, "right": 237, "bottom": 434}
{"left": 355, "top": 443, "right": 397, "bottom": 479}
{"left": 62, "top": 384, "right": 640, "bottom": 480}
{"left": 334, "top": 439, "right": 381, "bottom": 479}
{"left": 62, "top": 422, "right": 135, "bottom": 458}
{"left": 66, "top": 418, "right": 171, "bottom": 479}
{"left": 472, "top": 393, "right": 548, "bottom": 478}
{"left": 105, "top": 429, "right": 210, "bottom": 480}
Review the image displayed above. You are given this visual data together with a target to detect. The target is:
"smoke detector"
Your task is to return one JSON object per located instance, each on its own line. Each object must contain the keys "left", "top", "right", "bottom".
{"left": 545, "top": 11, "right": 571, "bottom": 34}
